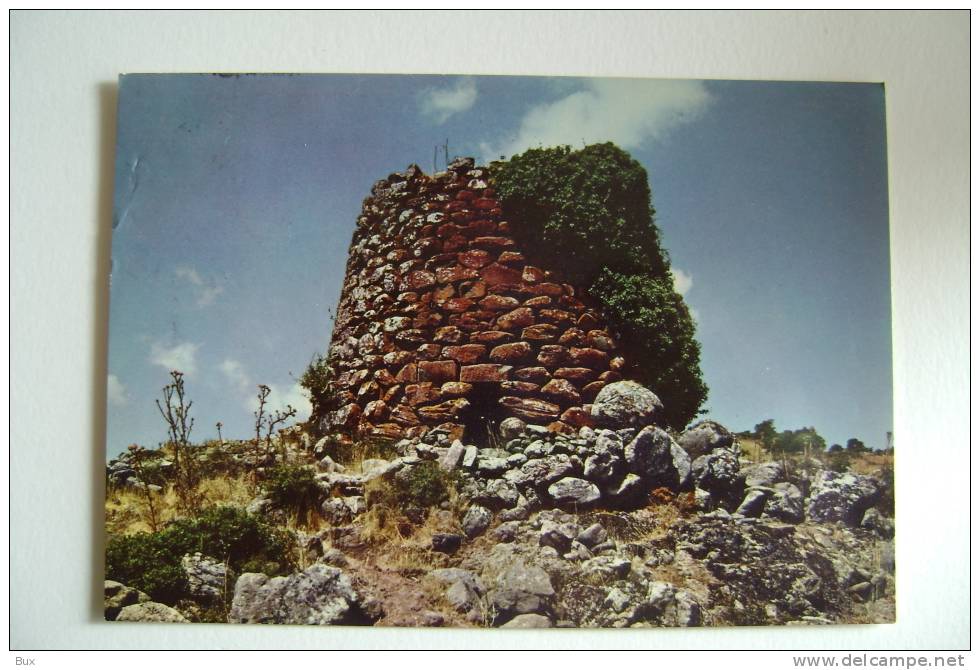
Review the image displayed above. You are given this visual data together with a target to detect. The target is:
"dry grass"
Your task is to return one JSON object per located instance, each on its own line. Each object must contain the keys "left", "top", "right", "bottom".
{"left": 105, "top": 474, "right": 258, "bottom": 537}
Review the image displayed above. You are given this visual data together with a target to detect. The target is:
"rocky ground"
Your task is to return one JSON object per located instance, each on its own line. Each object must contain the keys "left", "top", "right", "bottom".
{"left": 105, "top": 382, "right": 894, "bottom": 628}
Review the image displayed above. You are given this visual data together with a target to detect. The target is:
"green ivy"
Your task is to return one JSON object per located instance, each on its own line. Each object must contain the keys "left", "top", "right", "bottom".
{"left": 493, "top": 143, "right": 707, "bottom": 429}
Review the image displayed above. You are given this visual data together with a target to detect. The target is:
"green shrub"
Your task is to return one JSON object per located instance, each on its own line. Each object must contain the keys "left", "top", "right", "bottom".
{"left": 300, "top": 354, "right": 332, "bottom": 426}
{"left": 105, "top": 506, "right": 294, "bottom": 604}
{"left": 493, "top": 143, "right": 707, "bottom": 430}
{"left": 262, "top": 464, "right": 321, "bottom": 523}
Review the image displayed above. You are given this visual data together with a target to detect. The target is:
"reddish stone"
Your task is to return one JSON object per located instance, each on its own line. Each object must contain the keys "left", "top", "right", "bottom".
{"left": 537, "top": 344, "right": 569, "bottom": 368}
{"left": 522, "top": 265, "right": 546, "bottom": 283}
{"left": 363, "top": 400, "right": 389, "bottom": 422}
{"left": 469, "top": 330, "right": 514, "bottom": 345}
{"left": 396, "top": 291, "right": 419, "bottom": 303}
{"left": 558, "top": 328, "right": 585, "bottom": 346}
{"left": 420, "top": 225, "right": 435, "bottom": 237}
{"left": 472, "top": 198, "right": 498, "bottom": 210}
{"left": 498, "top": 251, "right": 525, "bottom": 265}
{"left": 586, "top": 330, "right": 616, "bottom": 351}
{"left": 458, "top": 249, "right": 493, "bottom": 269}
{"left": 540, "top": 309, "right": 575, "bottom": 325}
{"left": 444, "top": 200, "right": 469, "bottom": 213}
{"left": 395, "top": 329, "right": 427, "bottom": 347}
{"left": 526, "top": 282, "right": 564, "bottom": 297}
{"left": 382, "top": 385, "right": 402, "bottom": 404}
{"left": 442, "top": 234, "right": 469, "bottom": 253}
{"left": 405, "top": 383, "right": 442, "bottom": 406}
{"left": 554, "top": 367, "right": 598, "bottom": 383}
{"left": 333, "top": 390, "right": 356, "bottom": 407}
{"left": 496, "top": 307, "right": 535, "bottom": 330}
{"left": 417, "top": 398, "right": 470, "bottom": 423}
{"left": 480, "top": 263, "right": 524, "bottom": 286}
{"left": 373, "top": 369, "right": 397, "bottom": 386}
{"left": 435, "top": 422, "right": 466, "bottom": 443}
{"left": 441, "top": 381, "right": 473, "bottom": 396}
{"left": 521, "top": 324, "right": 560, "bottom": 341}
{"left": 443, "top": 297, "right": 474, "bottom": 313}
{"left": 412, "top": 237, "right": 440, "bottom": 258}
{"left": 513, "top": 366, "right": 551, "bottom": 384}
{"left": 450, "top": 211, "right": 476, "bottom": 224}
{"left": 389, "top": 404, "right": 420, "bottom": 427}
{"left": 418, "top": 360, "right": 458, "bottom": 384}
{"left": 416, "top": 343, "right": 442, "bottom": 360}
{"left": 547, "top": 421, "right": 576, "bottom": 436}
{"left": 498, "top": 396, "right": 561, "bottom": 422}
{"left": 523, "top": 295, "right": 552, "bottom": 307}
{"left": 541, "top": 378, "right": 581, "bottom": 405}
{"left": 577, "top": 313, "right": 600, "bottom": 330}
{"left": 461, "top": 280, "right": 487, "bottom": 299}
{"left": 560, "top": 407, "right": 596, "bottom": 429}
{"left": 436, "top": 265, "right": 479, "bottom": 284}
{"left": 436, "top": 223, "right": 465, "bottom": 239}
{"left": 581, "top": 381, "right": 606, "bottom": 401}
{"left": 369, "top": 423, "right": 403, "bottom": 440}
{"left": 332, "top": 403, "right": 362, "bottom": 429}
{"left": 455, "top": 189, "right": 477, "bottom": 201}
{"left": 500, "top": 381, "right": 540, "bottom": 396}
{"left": 433, "top": 285, "right": 456, "bottom": 302}
{"left": 412, "top": 312, "right": 443, "bottom": 330}
{"left": 559, "top": 295, "right": 586, "bottom": 310}
{"left": 497, "top": 221, "right": 512, "bottom": 234}
{"left": 472, "top": 236, "right": 514, "bottom": 250}
{"left": 570, "top": 347, "right": 609, "bottom": 368}
{"left": 434, "top": 325, "right": 465, "bottom": 343}
{"left": 610, "top": 356, "right": 626, "bottom": 371}
{"left": 460, "top": 364, "right": 512, "bottom": 383}
{"left": 480, "top": 294, "right": 520, "bottom": 311}
{"left": 339, "top": 369, "right": 370, "bottom": 389}
{"left": 465, "top": 219, "right": 497, "bottom": 236}
{"left": 489, "top": 341, "right": 533, "bottom": 363}
{"left": 598, "top": 370, "right": 622, "bottom": 383}
{"left": 442, "top": 344, "right": 487, "bottom": 364}
{"left": 395, "top": 363, "right": 418, "bottom": 383}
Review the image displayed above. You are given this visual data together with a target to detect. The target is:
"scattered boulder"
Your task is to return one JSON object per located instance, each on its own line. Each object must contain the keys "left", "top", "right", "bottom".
{"left": 764, "top": 482, "right": 804, "bottom": 523}
{"left": 462, "top": 505, "right": 492, "bottom": 539}
{"left": 807, "top": 470, "right": 881, "bottom": 525}
{"left": 490, "top": 562, "right": 555, "bottom": 622}
{"left": 104, "top": 580, "right": 150, "bottom": 620}
{"left": 181, "top": 553, "right": 230, "bottom": 602}
{"left": 116, "top": 602, "right": 188, "bottom": 623}
{"left": 590, "top": 381, "right": 663, "bottom": 429}
{"left": 501, "top": 613, "right": 552, "bottom": 628}
{"left": 228, "top": 565, "right": 369, "bottom": 625}
{"left": 860, "top": 508, "right": 895, "bottom": 539}
{"left": 691, "top": 448, "right": 741, "bottom": 508}
{"left": 547, "top": 477, "right": 601, "bottom": 507}
{"left": 499, "top": 417, "right": 527, "bottom": 440}
{"left": 431, "top": 533, "right": 464, "bottom": 554}
{"left": 740, "top": 461, "right": 786, "bottom": 488}
{"left": 677, "top": 420, "right": 734, "bottom": 458}
{"left": 624, "top": 426, "right": 688, "bottom": 490}
{"left": 735, "top": 489, "right": 768, "bottom": 517}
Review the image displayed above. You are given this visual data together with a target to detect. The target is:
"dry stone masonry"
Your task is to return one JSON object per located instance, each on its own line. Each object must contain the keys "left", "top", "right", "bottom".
{"left": 322, "top": 157, "right": 628, "bottom": 443}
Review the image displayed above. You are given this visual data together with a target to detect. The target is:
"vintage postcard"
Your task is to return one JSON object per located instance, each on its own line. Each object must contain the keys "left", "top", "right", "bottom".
{"left": 104, "top": 74, "right": 893, "bottom": 627}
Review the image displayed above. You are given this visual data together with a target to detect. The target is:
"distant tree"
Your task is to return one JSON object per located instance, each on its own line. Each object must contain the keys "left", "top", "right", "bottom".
{"left": 828, "top": 443, "right": 843, "bottom": 453}
{"left": 846, "top": 438, "right": 869, "bottom": 454}
{"left": 754, "top": 419, "right": 777, "bottom": 450}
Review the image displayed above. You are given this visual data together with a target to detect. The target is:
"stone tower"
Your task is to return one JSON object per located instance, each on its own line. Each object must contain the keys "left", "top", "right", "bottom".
{"left": 320, "top": 157, "right": 629, "bottom": 443}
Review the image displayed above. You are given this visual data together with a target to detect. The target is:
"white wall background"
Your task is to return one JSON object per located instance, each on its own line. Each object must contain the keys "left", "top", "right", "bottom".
{"left": 9, "top": 10, "right": 970, "bottom": 650}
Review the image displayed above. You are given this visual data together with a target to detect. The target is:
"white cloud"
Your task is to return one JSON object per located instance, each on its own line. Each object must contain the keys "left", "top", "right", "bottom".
{"left": 246, "top": 382, "right": 312, "bottom": 423}
{"left": 175, "top": 265, "right": 224, "bottom": 307}
{"left": 482, "top": 79, "right": 711, "bottom": 160}
{"left": 149, "top": 341, "right": 200, "bottom": 376}
{"left": 671, "top": 267, "right": 693, "bottom": 296}
{"left": 107, "top": 373, "right": 128, "bottom": 406}
{"left": 219, "top": 359, "right": 250, "bottom": 391}
{"left": 420, "top": 77, "right": 478, "bottom": 124}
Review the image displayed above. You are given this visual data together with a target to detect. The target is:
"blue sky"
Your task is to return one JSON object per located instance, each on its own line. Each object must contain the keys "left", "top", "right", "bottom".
{"left": 106, "top": 74, "right": 892, "bottom": 458}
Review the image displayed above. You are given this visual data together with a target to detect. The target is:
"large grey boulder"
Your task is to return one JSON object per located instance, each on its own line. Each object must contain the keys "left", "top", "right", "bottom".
{"left": 764, "top": 482, "right": 804, "bottom": 523}
{"left": 807, "top": 470, "right": 881, "bottom": 526}
{"left": 104, "top": 580, "right": 150, "bottom": 620}
{"left": 640, "top": 581, "right": 702, "bottom": 627}
{"left": 860, "top": 508, "right": 895, "bottom": 539}
{"left": 740, "top": 461, "right": 786, "bottom": 488}
{"left": 116, "top": 602, "right": 188, "bottom": 623}
{"left": 499, "top": 417, "right": 527, "bottom": 440}
{"left": 427, "top": 568, "right": 487, "bottom": 614}
{"left": 591, "top": 381, "right": 663, "bottom": 429}
{"left": 490, "top": 563, "right": 555, "bottom": 621}
{"left": 677, "top": 420, "right": 734, "bottom": 458}
{"left": 547, "top": 477, "right": 601, "bottom": 507}
{"left": 583, "top": 430, "right": 625, "bottom": 484}
{"left": 462, "top": 505, "right": 492, "bottom": 539}
{"left": 181, "top": 553, "right": 230, "bottom": 601}
{"left": 691, "top": 447, "right": 742, "bottom": 507}
{"left": 228, "top": 564, "right": 366, "bottom": 625}
{"left": 504, "top": 454, "right": 575, "bottom": 489}
{"left": 501, "top": 613, "right": 553, "bottom": 628}
{"left": 624, "top": 426, "right": 690, "bottom": 490}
